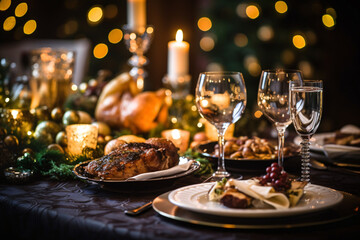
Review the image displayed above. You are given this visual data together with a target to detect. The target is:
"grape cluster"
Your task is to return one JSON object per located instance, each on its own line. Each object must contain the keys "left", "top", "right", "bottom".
{"left": 259, "top": 162, "right": 291, "bottom": 191}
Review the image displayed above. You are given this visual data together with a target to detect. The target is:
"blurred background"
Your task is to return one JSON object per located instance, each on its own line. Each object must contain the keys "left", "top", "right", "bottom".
{"left": 1, "top": 0, "right": 359, "bottom": 134}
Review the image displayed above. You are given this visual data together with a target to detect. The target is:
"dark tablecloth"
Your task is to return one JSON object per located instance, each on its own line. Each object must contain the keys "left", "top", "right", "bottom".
{"left": 1, "top": 160, "right": 360, "bottom": 240}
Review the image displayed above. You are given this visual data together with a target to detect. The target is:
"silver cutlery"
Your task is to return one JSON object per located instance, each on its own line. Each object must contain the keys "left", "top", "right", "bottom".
{"left": 124, "top": 201, "right": 153, "bottom": 216}
{"left": 310, "top": 159, "right": 360, "bottom": 175}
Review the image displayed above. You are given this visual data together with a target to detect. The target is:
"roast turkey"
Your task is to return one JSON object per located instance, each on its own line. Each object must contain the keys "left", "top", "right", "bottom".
{"left": 85, "top": 138, "right": 179, "bottom": 179}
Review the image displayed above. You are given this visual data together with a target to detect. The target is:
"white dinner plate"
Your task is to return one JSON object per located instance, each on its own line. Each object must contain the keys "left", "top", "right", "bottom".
{"left": 168, "top": 182, "right": 343, "bottom": 218}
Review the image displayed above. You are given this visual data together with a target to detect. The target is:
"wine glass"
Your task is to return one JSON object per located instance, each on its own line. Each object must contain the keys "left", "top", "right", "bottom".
{"left": 196, "top": 72, "right": 247, "bottom": 180}
{"left": 290, "top": 80, "right": 323, "bottom": 182}
{"left": 257, "top": 69, "right": 303, "bottom": 169}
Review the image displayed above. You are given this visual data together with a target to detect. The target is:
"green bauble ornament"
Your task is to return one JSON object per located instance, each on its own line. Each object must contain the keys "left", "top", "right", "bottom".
{"left": 51, "top": 107, "right": 63, "bottom": 123}
{"left": 35, "top": 121, "right": 61, "bottom": 139}
{"left": 62, "top": 110, "right": 80, "bottom": 126}
{"left": 55, "top": 131, "right": 67, "bottom": 147}
{"left": 34, "top": 130, "right": 53, "bottom": 145}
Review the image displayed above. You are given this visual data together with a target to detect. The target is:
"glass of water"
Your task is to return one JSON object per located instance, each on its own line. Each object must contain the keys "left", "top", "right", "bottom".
{"left": 290, "top": 80, "right": 323, "bottom": 182}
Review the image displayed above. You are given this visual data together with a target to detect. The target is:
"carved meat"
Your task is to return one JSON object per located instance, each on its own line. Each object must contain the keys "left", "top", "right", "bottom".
{"left": 85, "top": 138, "right": 179, "bottom": 179}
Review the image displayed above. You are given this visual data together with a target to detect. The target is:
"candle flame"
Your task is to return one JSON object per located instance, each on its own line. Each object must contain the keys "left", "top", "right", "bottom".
{"left": 176, "top": 29, "right": 183, "bottom": 42}
{"left": 171, "top": 129, "right": 181, "bottom": 140}
{"left": 11, "top": 110, "right": 19, "bottom": 119}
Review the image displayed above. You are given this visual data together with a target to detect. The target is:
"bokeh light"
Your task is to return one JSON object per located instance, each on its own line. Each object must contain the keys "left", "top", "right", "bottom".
{"left": 292, "top": 34, "right": 306, "bottom": 49}
{"left": 275, "top": 1, "right": 288, "bottom": 14}
{"left": 93, "top": 43, "right": 108, "bottom": 59}
{"left": 104, "top": 4, "right": 118, "bottom": 19}
{"left": 197, "top": 17, "right": 212, "bottom": 31}
{"left": 322, "top": 14, "right": 335, "bottom": 28}
{"left": 200, "top": 35, "right": 215, "bottom": 52}
{"left": 236, "top": 4, "right": 247, "bottom": 18}
{"left": 63, "top": 19, "right": 78, "bottom": 35}
{"left": 23, "top": 20, "right": 37, "bottom": 35}
{"left": 108, "top": 28, "right": 123, "bottom": 44}
{"left": 246, "top": 5, "right": 260, "bottom": 19}
{"left": 257, "top": 25, "right": 274, "bottom": 41}
{"left": 15, "top": 2, "right": 28, "bottom": 17}
{"left": 3, "top": 16, "right": 16, "bottom": 31}
{"left": 234, "top": 33, "right": 248, "bottom": 47}
{"left": 88, "top": 6, "right": 103, "bottom": 24}
{"left": 244, "top": 55, "right": 261, "bottom": 76}
{"left": 0, "top": 0, "right": 11, "bottom": 11}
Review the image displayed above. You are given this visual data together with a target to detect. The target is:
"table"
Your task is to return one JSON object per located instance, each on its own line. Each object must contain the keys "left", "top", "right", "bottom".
{"left": 1, "top": 160, "right": 360, "bottom": 240}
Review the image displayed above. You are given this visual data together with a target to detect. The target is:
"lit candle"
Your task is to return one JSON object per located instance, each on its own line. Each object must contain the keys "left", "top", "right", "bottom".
{"left": 167, "top": 29, "right": 190, "bottom": 81}
{"left": 127, "top": 0, "right": 147, "bottom": 32}
{"left": 66, "top": 124, "right": 98, "bottom": 156}
{"left": 162, "top": 129, "right": 190, "bottom": 153}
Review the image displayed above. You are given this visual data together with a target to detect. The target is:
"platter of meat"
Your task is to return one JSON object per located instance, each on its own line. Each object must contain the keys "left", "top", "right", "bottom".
{"left": 73, "top": 138, "right": 200, "bottom": 191}
{"left": 195, "top": 136, "right": 299, "bottom": 170}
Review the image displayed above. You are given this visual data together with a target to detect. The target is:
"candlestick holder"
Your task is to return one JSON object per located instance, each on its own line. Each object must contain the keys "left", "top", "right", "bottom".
{"left": 123, "top": 25, "right": 154, "bottom": 91}
{"left": 162, "top": 74, "right": 191, "bottom": 100}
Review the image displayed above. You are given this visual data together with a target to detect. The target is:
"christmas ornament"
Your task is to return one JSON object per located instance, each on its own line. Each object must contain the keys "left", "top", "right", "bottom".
{"left": 47, "top": 143, "right": 64, "bottom": 154}
{"left": 22, "top": 148, "right": 35, "bottom": 156}
{"left": 55, "top": 131, "right": 67, "bottom": 147}
{"left": 78, "top": 110, "right": 92, "bottom": 124}
{"left": 35, "top": 121, "right": 61, "bottom": 139}
{"left": 92, "top": 121, "right": 111, "bottom": 136}
{"left": 34, "top": 131, "right": 53, "bottom": 145}
{"left": 51, "top": 107, "right": 63, "bottom": 122}
{"left": 4, "top": 135, "right": 19, "bottom": 149}
{"left": 62, "top": 110, "right": 80, "bottom": 126}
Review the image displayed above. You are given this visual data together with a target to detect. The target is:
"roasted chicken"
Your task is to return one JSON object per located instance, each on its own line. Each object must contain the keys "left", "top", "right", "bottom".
{"left": 85, "top": 138, "right": 179, "bottom": 179}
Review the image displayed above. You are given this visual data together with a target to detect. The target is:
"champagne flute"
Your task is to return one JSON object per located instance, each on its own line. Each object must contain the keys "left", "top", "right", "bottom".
{"left": 290, "top": 80, "right": 323, "bottom": 182}
{"left": 257, "top": 69, "right": 303, "bottom": 169}
{"left": 196, "top": 72, "right": 247, "bottom": 179}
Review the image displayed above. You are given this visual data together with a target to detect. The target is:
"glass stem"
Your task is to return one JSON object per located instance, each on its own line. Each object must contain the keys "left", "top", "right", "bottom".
{"left": 215, "top": 126, "right": 230, "bottom": 178}
{"left": 300, "top": 135, "right": 311, "bottom": 182}
{"left": 276, "top": 126, "right": 286, "bottom": 168}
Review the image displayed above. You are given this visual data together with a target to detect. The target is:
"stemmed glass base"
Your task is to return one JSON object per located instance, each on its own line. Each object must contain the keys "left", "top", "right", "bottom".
{"left": 212, "top": 126, "right": 232, "bottom": 181}
{"left": 300, "top": 136, "right": 311, "bottom": 182}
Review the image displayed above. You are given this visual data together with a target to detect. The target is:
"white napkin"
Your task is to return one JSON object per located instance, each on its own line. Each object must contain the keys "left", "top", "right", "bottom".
{"left": 323, "top": 125, "right": 360, "bottom": 159}
{"left": 226, "top": 179, "right": 290, "bottom": 209}
{"left": 127, "top": 160, "right": 194, "bottom": 181}
{"left": 323, "top": 144, "right": 360, "bottom": 159}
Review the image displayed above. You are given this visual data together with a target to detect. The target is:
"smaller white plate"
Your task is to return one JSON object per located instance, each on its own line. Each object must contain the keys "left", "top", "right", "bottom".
{"left": 168, "top": 182, "right": 343, "bottom": 218}
{"left": 293, "top": 132, "right": 334, "bottom": 152}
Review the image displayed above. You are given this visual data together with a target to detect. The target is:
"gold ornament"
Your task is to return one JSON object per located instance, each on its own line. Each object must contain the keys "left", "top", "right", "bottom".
{"left": 47, "top": 144, "right": 64, "bottom": 154}
{"left": 51, "top": 108, "right": 63, "bottom": 122}
{"left": 35, "top": 121, "right": 61, "bottom": 139}
{"left": 34, "top": 131, "right": 53, "bottom": 145}
{"left": 62, "top": 110, "right": 80, "bottom": 126}
{"left": 4, "top": 135, "right": 19, "bottom": 149}
{"left": 55, "top": 131, "right": 67, "bottom": 147}
{"left": 22, "top": 148, "right": 35, "bottom": 156}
